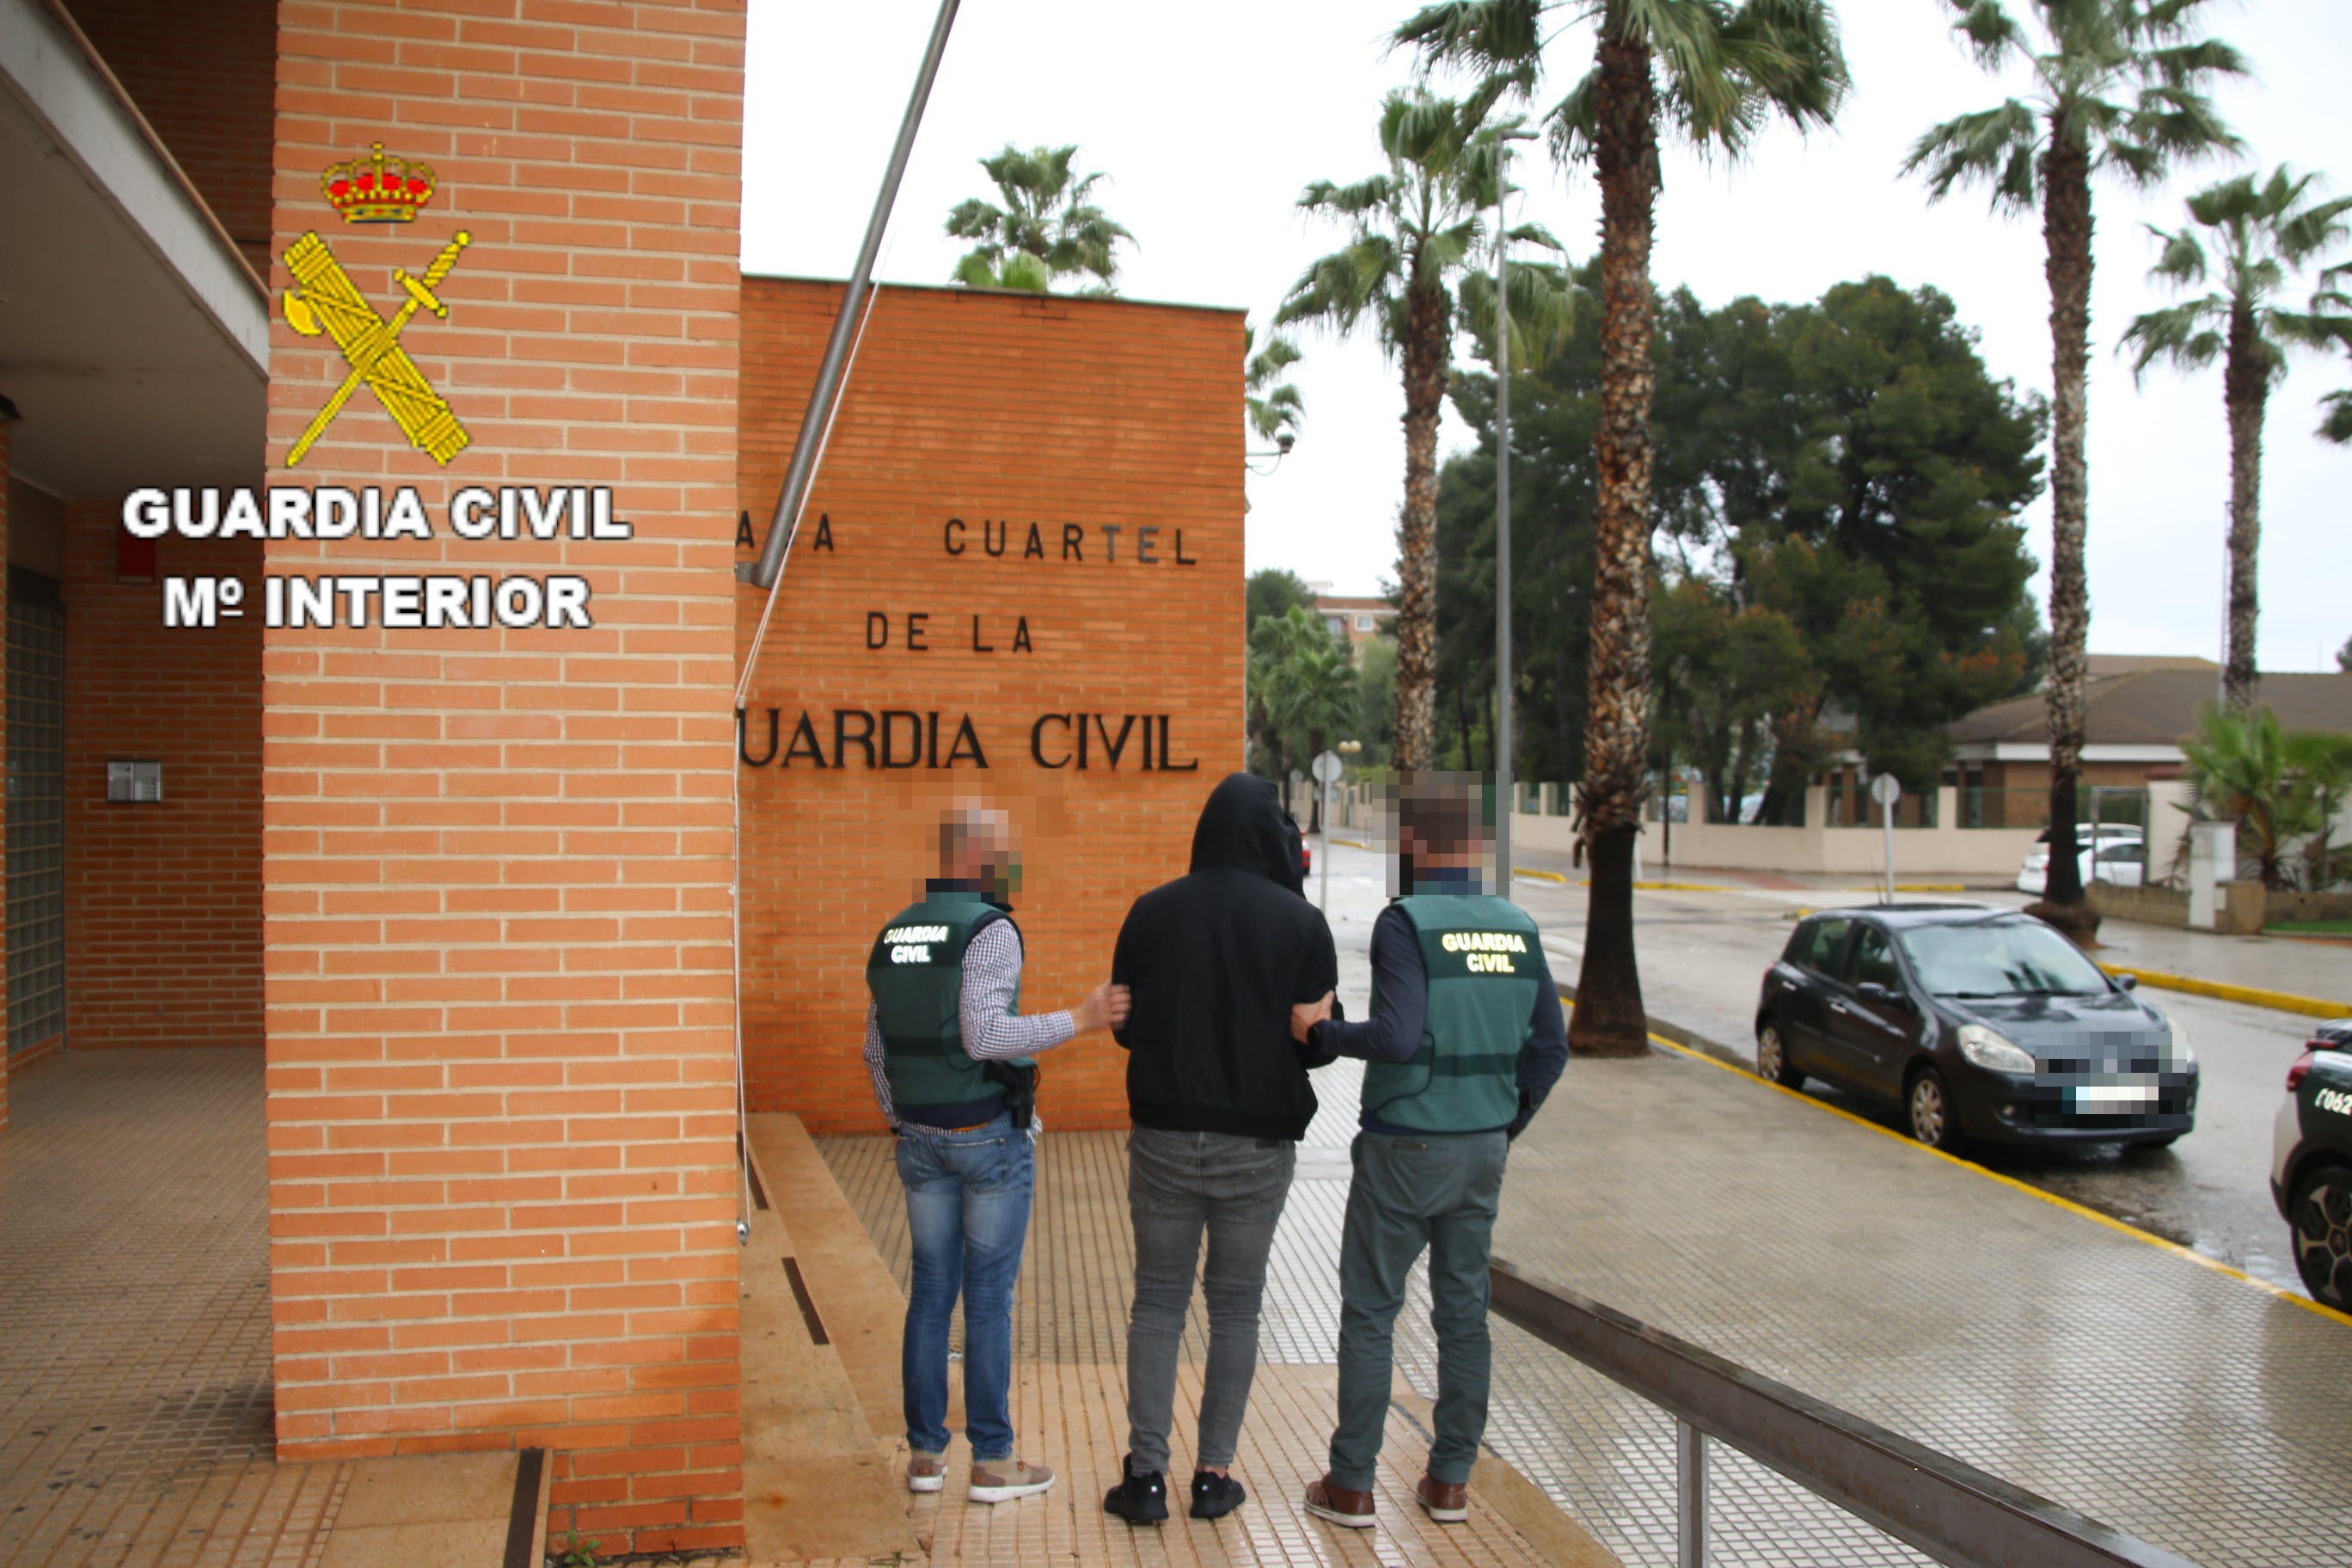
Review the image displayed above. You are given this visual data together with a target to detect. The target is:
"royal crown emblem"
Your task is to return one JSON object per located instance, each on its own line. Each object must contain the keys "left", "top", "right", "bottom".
{"left": 276, "top": 141, "right": 470, "bottom": 465}
{"left": 320, "top": 143, "right": 435, "bottom": 224}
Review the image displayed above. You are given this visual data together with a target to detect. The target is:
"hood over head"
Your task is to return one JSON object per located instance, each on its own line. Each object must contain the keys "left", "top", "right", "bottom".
{"left": 1189, "top": 773, "right": 1304, "bottom": 894}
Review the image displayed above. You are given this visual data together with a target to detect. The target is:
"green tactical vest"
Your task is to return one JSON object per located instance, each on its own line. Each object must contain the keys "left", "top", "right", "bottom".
{"left": 1362, "top": 894, "right": 1541, "bottom": 1133}
{"left": 865, "top": 895, "right": 1033, "bottom": 1112}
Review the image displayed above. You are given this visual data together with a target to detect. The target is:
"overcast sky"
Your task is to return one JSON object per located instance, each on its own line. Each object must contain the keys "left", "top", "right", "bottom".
{"left": 743, "top": 1, "right": 2352, "bottom": 674}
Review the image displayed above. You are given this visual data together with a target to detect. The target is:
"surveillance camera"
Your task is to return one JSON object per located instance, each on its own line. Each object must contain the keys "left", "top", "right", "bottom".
{"left": 1277, "top": 432, "right": 1295, "bottom": 454}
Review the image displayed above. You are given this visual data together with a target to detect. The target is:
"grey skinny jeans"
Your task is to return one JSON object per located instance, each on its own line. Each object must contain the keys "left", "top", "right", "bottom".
{"left": 1124, "top": 1126, "right": 1297, "bottom": 1475}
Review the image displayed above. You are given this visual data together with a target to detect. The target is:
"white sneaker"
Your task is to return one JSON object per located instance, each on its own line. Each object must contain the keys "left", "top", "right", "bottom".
{"left": 907, "top": 1450, "right": 946, "bottom": 1493}
{"left": 968, "top": 1459, "right": 1054, "bottom": 1504}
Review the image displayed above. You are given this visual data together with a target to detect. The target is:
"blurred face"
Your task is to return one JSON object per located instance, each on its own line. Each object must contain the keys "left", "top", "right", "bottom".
{"left": 946, "top": 812, "right": 1020, "bottom": 902}
{"left": 1401, "top": 823, "right": 1485, "bottom": 871}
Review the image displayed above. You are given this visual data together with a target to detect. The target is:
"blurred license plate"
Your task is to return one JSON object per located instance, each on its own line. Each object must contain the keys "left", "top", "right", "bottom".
{"left": 2073, "top": 1083, "right": 2158, "bottom": 1111}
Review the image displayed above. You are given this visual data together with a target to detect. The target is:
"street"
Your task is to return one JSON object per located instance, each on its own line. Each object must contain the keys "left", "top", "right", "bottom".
{"left": 1313, "top": 834, "right": 2324, "bottom": 1301}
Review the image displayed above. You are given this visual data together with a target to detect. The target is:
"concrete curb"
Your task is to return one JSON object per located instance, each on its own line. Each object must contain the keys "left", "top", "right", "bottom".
{"left": 2101, "top": 965, "right": 2350, "bottom": 1022}
{"left": 1559, "top": 985, "right": 2352, "bottom": 1332}
{"left": 1556, "top": 982, "right": 1744, "bottom": 1067}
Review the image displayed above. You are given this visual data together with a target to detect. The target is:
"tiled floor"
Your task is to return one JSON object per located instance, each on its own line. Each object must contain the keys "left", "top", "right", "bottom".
{"left": 0, "top": 1050, "right": 350, "bottom": 1568}
{"left": 823, "top": 1039, "right": 2352, "bottom": 1568}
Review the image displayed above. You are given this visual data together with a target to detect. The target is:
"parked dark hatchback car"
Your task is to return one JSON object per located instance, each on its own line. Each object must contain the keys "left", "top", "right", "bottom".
{"left": 2270, "top": 1019, "right": 2352, "bottom": 1308}
{"left": 1755, "top": 905, "right": 2196, "bottom": 1151}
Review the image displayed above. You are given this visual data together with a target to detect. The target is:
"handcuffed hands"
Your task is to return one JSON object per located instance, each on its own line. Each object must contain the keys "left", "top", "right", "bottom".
{"left": 1289, "top": 989, "right": 1336, "bottom": 1044}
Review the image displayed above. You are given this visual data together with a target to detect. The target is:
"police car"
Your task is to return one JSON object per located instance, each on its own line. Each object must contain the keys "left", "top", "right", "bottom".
{"left": 2270, "top": 1018, "right": 2352, "bottom": 1309}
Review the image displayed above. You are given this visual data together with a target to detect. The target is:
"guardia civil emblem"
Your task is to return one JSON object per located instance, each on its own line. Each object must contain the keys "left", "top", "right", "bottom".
{"left": 279, "top": 144, "right": 470, "bottom": 466}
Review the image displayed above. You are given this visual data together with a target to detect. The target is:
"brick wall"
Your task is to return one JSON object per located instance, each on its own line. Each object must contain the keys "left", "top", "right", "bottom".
{"left": 0, "top": 418, "right": 9, "bottom": 1131}
{"left": 68, "top": 0, "right": 279, "bottom": 273}
{"left": 63, "top": 502, "right": 264, "bottom": 1050}
{"left": 263, "top": 3, "right": 745, "bottom": 1555}
{"left": 735, "top": 279, "right": 1246, "bottom": 1136}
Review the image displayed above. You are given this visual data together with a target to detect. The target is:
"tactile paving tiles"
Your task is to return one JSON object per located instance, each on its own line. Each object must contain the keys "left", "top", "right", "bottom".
{"left": 1458, "top": 1050, "right": 2352, "bottom": 1568}
{"left": 0, "top": 1050, "right": 352, "bottom": 1568}
{"left": 824, "top": 1041, "right": 2352, "bottom": 1568}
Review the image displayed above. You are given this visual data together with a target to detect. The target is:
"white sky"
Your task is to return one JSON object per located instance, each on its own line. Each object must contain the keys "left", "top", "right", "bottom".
{"left": 743, "top": 0, "right": 2352, "bottom": 673}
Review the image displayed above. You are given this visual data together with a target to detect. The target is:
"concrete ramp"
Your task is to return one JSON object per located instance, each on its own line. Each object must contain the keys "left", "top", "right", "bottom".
{"left": 740, "top": 1114, "right": 920, "bottom": 1564}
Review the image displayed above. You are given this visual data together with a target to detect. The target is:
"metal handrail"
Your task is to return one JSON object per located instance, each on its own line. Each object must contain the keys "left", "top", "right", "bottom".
{"left": 1488, "top": 1259, "right": 2201, "bottom": 1568}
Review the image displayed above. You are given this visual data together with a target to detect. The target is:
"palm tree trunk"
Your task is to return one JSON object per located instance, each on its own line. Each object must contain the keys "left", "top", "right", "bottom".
{"left": 2223, "top": 303, "right": 2265, "bottom": 712}
{"left": 1394, "top": 280, "right": 1449, "bottom": 771}
{"left": 1571, "top": 9, "right": 1658, "bottom": 1057}
{"left": 2034, "top": 128, "right": 2093, "bottom": 928}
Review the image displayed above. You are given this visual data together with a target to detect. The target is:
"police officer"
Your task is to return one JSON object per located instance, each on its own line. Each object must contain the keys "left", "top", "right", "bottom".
{"left": 1289, "top": 777, "right": 1567, "bottom": 1528}
{"left": 864, "top": 805, "right": 1128, "bottom": 1504}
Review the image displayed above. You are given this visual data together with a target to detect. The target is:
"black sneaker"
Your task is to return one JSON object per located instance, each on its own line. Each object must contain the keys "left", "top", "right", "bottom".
{"left": 1103, "top": 1455, "right": 1167, "bottom": 1525}
{"left": 1191, "top": 1469, "right": 1246, "bottom": 1520}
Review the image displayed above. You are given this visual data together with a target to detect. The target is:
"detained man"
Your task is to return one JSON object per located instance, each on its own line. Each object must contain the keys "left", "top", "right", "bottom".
{"left": 1099, "top": 774, "right": 1340, "bottom": 1524}
{"left": 1292, "top": 777, "right": 1568, "bottom": 1528}
{"left": 864, "top": 805, "right": 1130, "bottom": 1504}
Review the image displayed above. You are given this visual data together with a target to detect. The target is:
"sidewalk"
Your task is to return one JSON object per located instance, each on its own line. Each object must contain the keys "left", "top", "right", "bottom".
{"left": 1151, "top": 841, "right": 2345, "bottom": 1566}
{"left": 9, "top": 856, "right": 2348, "bottom": 1568}
{"left": 2092, "top": 920, "right": 2352, "bottom": 1012}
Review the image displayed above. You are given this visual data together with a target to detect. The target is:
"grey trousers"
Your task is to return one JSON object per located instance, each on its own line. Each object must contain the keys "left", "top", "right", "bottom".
{"left": 1328, "top": 1128, "right": 1508, "bottom": 1490}
{"left": 1124, "top": 1127, "right": 1297, "bottom": 1474}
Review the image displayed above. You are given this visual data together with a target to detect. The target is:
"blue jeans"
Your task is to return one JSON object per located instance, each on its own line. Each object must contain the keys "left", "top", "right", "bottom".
{"left": 896, "top": 1115, "right": 1034, "bottom": 1461}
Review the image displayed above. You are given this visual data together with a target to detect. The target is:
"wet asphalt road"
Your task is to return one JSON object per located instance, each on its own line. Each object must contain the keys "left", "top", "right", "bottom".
{"left": 1315, "top": 836, "right": 2321, "bottom": 1301}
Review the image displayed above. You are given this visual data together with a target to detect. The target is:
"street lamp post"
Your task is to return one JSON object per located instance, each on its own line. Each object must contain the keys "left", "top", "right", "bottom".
{"left": 1494, "top": 132, "right": 1532, "bottom": 899}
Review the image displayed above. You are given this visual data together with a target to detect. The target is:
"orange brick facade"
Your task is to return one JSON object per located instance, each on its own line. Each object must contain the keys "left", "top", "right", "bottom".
{"left": 735, "top": 280, "right": 1246, "bottom": 1136}
{"left": 10, "top": 0, "right": 1248, "bottom": 1547}
{"left": 259, "top": 2, "right": 747, "bottom": 1555}
{"left": 64, "top": 507, "right": 265, "bottom": 1052}
{"left": 0, "top": 417, "right": 9, "bottom": 1132}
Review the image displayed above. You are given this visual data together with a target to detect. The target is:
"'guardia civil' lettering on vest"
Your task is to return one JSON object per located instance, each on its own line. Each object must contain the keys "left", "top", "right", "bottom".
{"left": 866, "top": 895, "right": 1034, "bottom": 1114}
{"left": 1363, "top": 895, "right": 1543, "bottom": 1133}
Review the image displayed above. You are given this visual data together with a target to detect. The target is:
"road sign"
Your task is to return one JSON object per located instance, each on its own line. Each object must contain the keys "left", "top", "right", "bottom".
{"left": 1870, "top": 774, "right": 1900, "bottom": 905}
{"left": 1312, "top": 750, "right": 1344, "bottom": 784}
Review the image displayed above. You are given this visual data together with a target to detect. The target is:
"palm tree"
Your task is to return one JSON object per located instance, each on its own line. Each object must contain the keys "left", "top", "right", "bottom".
{"left": 1245, "top": 324, "right": 1306, "bottom": 449}
{"left": 946, "top": 144, "right": 1134, "bottom": 293}
{"left": 1396, "top": 0, "right": 1847, "bottom": 1055}
{"left": 2180, "top": 703, "right": 2352, "bottom": 891}
{"left": 2122, "top": 168, "right": 2352, "bottom": 713}
{"left": 1278, "top": 88, "right": 1581, "bottom": 777}
{"left": 2317, "top": 262, "right": 2352, "bottom": 447}
{"left": 1258, "top": 608, "right": 1363, "bottom": 830}
{"left": 1904, "top": 0, "right": 2242, "bottom": 929}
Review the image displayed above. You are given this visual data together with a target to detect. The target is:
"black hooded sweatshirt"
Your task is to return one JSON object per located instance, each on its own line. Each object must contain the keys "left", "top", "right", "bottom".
{"left": 1110, "top": 773, "right": 1340, "bottom": 1140}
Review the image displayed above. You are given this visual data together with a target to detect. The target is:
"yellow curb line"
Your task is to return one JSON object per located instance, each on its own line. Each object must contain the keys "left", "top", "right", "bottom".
{"left": 1330, "top": 839, "right": 1370, "bottom": 850}
{"left": 1838, "top": 884, "right": 1969, "bottom": 894}
{"left": 1638, "top": 1026, "right": 2352, "bottom": 1332}
{"left": 2100, "top": 965, "right": 2349, "bottom": 1021}
{"left": 1512, "top": 867, "right": 1570, "bottom": 884}
{"left": 1570, "top": 879, "right": 1737, "bottom": 892}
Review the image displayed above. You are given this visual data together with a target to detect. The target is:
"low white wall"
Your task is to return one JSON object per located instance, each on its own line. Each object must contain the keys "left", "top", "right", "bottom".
{"left": 1507, "top": 783, "right": 2040, "bottom": 879}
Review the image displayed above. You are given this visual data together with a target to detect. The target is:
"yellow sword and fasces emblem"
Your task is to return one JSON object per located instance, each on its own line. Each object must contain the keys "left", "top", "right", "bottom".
{"left": 279, "top": 148, "right": 469, "bottom": 466}
{"left": 280, "top": 230, "right": 471, "bottom": 466}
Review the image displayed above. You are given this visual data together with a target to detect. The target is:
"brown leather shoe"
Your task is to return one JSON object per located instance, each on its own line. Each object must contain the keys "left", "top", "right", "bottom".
{"left": 1416, "top": 1474, "right": 1468, "bottom": 1523}
{"left": 1304, "top": 1474, "right": 1375, "bottom": 1528}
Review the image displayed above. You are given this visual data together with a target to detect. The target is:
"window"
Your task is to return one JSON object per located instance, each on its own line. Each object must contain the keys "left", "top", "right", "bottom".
{"left": 9, "top": 569, "right": 66, "bottom": 1056}
{"left": 1357, "top": 614, "right": 1375, "bottom": 631}
{"left": 1898, "top": 919, "right": 2110, "bottom": 997}
{"left": 1848, "top": 926, "right": 1902, "bottom": 991}
{"left": 1789, "top": 918, "right": 1851, "bottom": 977}
{"left": 1324, "top": 616, "right": 1345, "bottom": 638}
